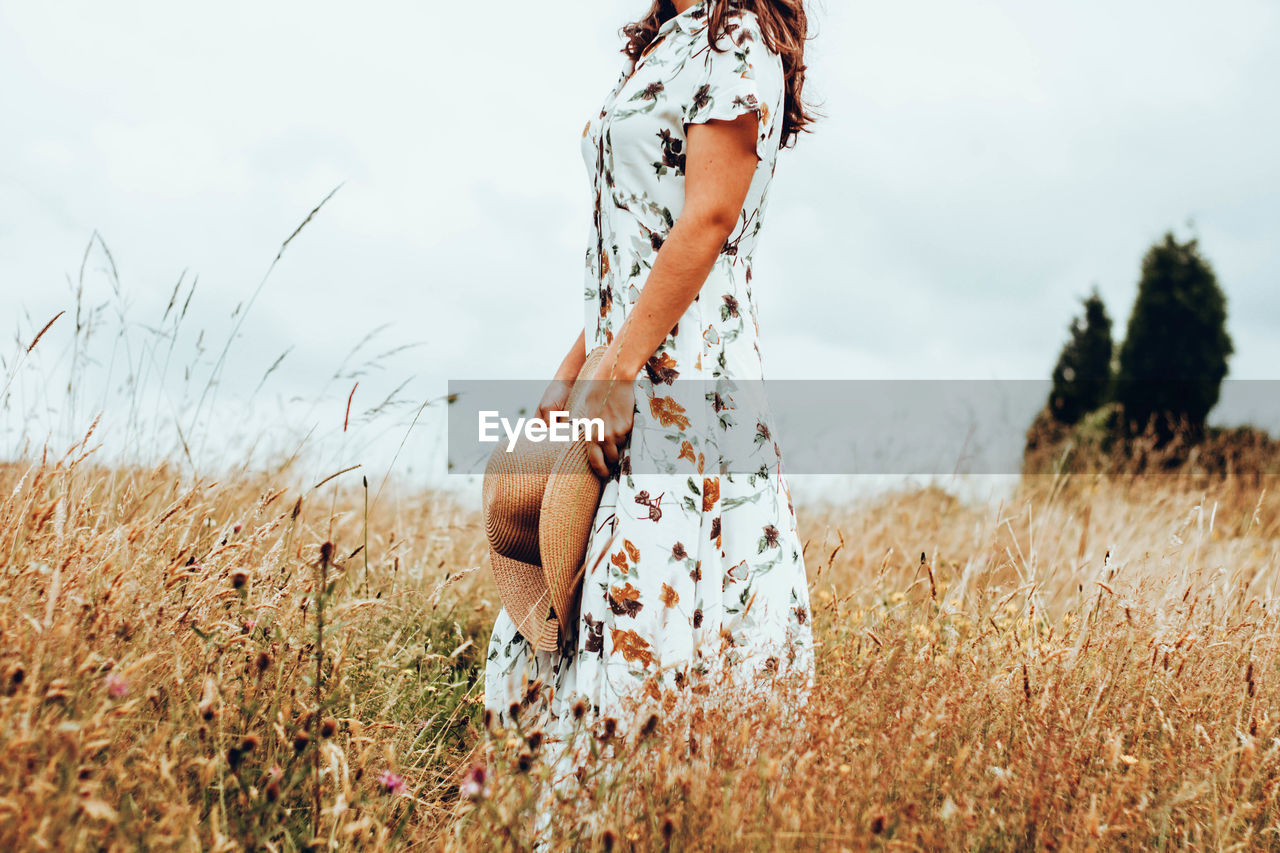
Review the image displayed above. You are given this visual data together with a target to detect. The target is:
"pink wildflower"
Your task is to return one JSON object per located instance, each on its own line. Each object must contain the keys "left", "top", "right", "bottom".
{"left": 105, "top": 672, "right": 129, "bottom": 699}
{"left": 378, "top": 770, "right": 406, "bottom": 796}
{"left": 459, "top": 764, "right": 489, "bottom": 800}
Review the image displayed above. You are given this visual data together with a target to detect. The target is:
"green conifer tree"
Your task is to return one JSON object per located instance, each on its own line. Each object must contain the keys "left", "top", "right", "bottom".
{"left": 1048, "top": 288, "right": 1113, "bottom": 425}
{"left": 1114, "top": 233, "right": 1233, "bottom": 441}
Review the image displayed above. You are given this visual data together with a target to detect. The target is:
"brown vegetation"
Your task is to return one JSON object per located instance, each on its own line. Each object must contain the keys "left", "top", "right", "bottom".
{"left": 3, "top": 448, "right": 1280, "bottom": 849}
{"left": 1025, "top": 403, "right": 1280, "bottom": 485}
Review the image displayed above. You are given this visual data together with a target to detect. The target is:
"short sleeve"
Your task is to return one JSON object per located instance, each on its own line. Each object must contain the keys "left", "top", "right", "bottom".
{"left": 683, "top": 13, "right": 782, "bottom": 162}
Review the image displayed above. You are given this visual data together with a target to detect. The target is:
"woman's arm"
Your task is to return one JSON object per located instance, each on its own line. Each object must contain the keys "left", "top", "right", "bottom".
{"left": 583, "top": 111, "right": 760, "bottom": 476}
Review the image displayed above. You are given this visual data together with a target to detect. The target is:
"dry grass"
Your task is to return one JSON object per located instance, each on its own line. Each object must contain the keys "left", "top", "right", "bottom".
{"left": 3, "top": 450, "right": 1280, "bottom": 850}
{"left": 0, "top": 452, "right": 492, "bottom": 850}
{"left": 6, "top": 219, "right": 1280, "bottom": 849}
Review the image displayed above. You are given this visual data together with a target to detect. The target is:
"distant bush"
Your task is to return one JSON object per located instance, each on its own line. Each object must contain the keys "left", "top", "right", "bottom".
{"left": 1024, "top": 403, "right": 1280, "bottom": 484}
{"left": 1024, "top": 403, "right": 1119, "bottom": 476}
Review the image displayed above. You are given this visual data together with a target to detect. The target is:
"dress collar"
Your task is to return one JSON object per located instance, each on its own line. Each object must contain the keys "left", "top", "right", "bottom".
{"left": 665, "top": 0, "right": 711, "bottom": 36}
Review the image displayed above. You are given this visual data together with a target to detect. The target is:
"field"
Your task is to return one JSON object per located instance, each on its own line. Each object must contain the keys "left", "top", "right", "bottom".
{"left": 3, "top": 450, "right": 1279, "bottom": 850}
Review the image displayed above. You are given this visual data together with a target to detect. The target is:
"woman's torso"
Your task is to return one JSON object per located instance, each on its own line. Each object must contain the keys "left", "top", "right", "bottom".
{"left": 580, "top": 2, "right": 785, "bottom": 384}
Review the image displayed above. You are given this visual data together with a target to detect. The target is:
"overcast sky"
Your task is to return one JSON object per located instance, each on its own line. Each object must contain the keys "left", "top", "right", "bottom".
{"left": 2, "top": 0, "right": 1278, "bottom": 481}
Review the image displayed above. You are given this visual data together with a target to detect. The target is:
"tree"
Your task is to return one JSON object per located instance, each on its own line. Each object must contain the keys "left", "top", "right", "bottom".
{"left": 1047, "top": 288, "right": 1113, "bottom": 425}
{"left": 1113, "top": 232, "right": 1233, "bottom": 441}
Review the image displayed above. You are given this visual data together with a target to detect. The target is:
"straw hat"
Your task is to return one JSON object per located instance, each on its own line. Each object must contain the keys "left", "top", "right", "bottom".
{"left": 482, "top": 346, "right": 608, "bottom": 652}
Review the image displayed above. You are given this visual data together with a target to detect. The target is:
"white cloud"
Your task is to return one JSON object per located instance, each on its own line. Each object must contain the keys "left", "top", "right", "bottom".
{"left": 2, "top": 0, "right": 1277, "bottom": 476}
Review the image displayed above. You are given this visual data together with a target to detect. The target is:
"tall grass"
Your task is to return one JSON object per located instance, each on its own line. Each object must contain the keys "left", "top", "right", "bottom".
{"left": 0, "top": 453, "right": 493, "bottom": 849}
{"left": 457, "top": 478, "right": 1280, "bottom": 850}
{"left": 5, "top": 213, "right": 1280, "bottom": 849}
{"left": 1, "top": 194, "right": 432, "bottom": 484}
{"left": 3, "top": 454, "right": 1278, "bottom": 849}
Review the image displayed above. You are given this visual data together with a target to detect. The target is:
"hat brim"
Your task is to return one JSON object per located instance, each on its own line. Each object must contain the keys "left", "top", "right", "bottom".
{"left": 482, "top": 345, "right": 609, "bottom": 654}
{"left": 539, "top": 345, "right": 610, "bottom": 641}
{"left": 540, "top": 444, "right": 605, "bottom": 642}
{"left": 488, "top": 551, "right": 560, "bottom": 653}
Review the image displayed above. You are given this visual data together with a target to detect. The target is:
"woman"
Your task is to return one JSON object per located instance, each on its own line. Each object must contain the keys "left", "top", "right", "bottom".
{"left": 485, "top": 0, "right": 816, "bottom": 768}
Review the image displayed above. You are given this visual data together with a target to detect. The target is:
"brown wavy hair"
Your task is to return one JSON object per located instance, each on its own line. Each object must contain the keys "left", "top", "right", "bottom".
{"left": 621, "top": 0, "right": 818, "bottom": 149}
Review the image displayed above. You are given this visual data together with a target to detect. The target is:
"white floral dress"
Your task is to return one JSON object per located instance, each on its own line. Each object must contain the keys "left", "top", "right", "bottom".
{"left": 485, "top": 0, "right": 813, "bottom": 754}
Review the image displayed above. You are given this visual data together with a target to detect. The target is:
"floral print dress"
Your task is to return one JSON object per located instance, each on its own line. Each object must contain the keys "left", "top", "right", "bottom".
{"left": 485, "top": 0, "right": 813, "bottom": 757}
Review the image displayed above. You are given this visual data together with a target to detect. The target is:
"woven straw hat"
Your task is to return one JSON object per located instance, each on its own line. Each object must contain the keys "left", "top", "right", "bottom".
{"left": 482, "top": 346, "right": 608, "bottom": 651}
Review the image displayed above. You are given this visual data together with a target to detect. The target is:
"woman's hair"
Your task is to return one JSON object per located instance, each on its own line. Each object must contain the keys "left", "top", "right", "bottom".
{"left": 621, "top": 0, "right": 818, "bottom": 149}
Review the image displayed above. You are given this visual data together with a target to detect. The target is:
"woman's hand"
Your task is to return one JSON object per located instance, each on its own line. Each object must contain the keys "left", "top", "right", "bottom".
{"left": 538, "top": 329, "right": 587, "bottom": 422}
{"left": 580, "top": 352, "right": 638, "bottom": 478}
{"left": 536, "top": 378, "right": 573, "bottom": 424}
